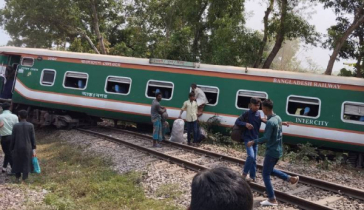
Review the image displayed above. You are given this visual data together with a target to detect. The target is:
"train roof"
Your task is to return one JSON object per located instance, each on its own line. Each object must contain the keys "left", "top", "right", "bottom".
{"left": 1, "top": 46, "right": 363, "bottom": 87}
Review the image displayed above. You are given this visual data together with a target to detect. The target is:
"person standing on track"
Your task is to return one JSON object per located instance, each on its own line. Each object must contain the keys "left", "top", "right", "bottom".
{"left": 0, "top": 102, "right": 19, "bottom": 173}
{"left": 179, "top": 92, "right": 199, "bottom": 146}
{"left": 191, "top": 84, "right": 208, "bottom": 118}
{"left": 235, "top": 98, "right": 289, "bottom": 182}
{"left": 247, "top": 99, "right": 299, "bottom": 206}
{"left": 151, "top": 92, "right": 167, "bottom": 148}
{"left": 10, "top": 110, "right": 37, "bottom": 183}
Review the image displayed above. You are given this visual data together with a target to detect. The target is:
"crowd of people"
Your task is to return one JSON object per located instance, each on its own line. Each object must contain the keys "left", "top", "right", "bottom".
{"left": 0, "top": 102, "right": 36, "bottom": 183}
{"left": 151, "top": 84, "right": 300, "bottom": 207}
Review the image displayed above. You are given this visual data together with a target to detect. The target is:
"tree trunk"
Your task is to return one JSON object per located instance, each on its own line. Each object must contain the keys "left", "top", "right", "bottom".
{"left": 91, "top": 0, "right": 107, "bottom": 54}
{"left": 325, "top": 11, "right": 364, "bottom": 75}
{"left": 80, "top": 30, "right": 100, "bottom": 54}
{"left": 254, "top": 0, "right": 274, "bottom": 68}
{"left": 262, "top": 0, "right": 287, "bottom": 69}
{"left": 356, "top": 33, "right": 364, "bottom": 78}
{"left": 192, "top": 1, "right": 208, "bottom": 62}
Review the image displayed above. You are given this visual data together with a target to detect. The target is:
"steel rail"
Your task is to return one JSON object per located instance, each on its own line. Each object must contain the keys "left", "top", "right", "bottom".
{"left": 78, "top": 128, "right": 335, "bottom": 210}
{"left": 105, "top": 126, "right": 364, "bottom": 201}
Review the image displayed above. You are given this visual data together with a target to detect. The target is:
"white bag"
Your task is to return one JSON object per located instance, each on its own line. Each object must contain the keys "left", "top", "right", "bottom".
{"left": 170, "top": 119, "right": 186, "bottom": 143}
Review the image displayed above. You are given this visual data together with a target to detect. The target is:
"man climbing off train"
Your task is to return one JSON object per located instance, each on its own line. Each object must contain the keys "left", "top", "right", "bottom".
{"left": 150, "top": 92, "right": 168, "bottom": 148}
{"left": 179, "top": 92, "right": 199, "bottom": 146}
{"left": 191, "top": 84, "right": 208, "bottom": 118}
{"left": 247, "top": 99, "right": 299, "bottom": 206}
{"left": 235, "top": 98, "right": 289, "bottom": 182}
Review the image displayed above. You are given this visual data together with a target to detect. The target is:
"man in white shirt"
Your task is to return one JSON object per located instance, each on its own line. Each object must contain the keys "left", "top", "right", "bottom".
{"left": 191, "top": 84, "right": 208, "bottom": 118}
{"left": 0, "top": 102, "right": 19, "bottom": 173}
{"left": 179, "top": 93, "right": 199, "bottom": 145}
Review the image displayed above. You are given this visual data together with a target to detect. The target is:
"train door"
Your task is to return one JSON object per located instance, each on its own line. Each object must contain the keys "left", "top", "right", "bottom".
{"left": 0, "top": 54, "right": 21, "bottom": 100}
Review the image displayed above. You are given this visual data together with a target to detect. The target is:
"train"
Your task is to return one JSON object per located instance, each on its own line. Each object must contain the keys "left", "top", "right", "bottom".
{"left": 0, "top": 47, "right": 363, "bottom": 164}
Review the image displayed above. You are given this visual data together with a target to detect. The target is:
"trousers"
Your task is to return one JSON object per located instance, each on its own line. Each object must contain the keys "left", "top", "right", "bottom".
{"left": 186, "top": 121, "right": 199, "bottom": 143}
{"left": 1, "top": 135, "right": 13, "bottom": 168}
{"left": 262, "top": 155, "right": 290, "bottom": 199}
{"left": 243, "top": 141, "right": 258, "bottom": 180}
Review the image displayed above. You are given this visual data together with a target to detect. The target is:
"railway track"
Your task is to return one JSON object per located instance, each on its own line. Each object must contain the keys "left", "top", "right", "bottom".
{"left": 78, "top": 126, "right": 364, "bottom": 210}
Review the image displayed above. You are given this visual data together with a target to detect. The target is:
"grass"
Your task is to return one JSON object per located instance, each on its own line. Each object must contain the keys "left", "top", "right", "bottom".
{"left": 25, "top": 132, "right": 181, "bottom": 210}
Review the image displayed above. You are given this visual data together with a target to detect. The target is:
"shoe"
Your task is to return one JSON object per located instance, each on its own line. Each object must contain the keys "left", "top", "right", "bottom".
{"left": 290, "top": 176, "right": 299, "bottom": 185}
{"left": 245, "top": 177, "right": 256, "bottom": 183}
{"left": 2, "top": 168, "right": 6, "bottom": 173}
{"left": 260, "top": 200, "right": 278, "bottom": 206}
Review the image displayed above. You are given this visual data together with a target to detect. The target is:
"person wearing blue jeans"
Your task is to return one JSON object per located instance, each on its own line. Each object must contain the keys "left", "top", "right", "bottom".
{"left": 235, "top": 98, "right": 263, "bottom": 182}
{"left": 235, "top": 98, "right": 289, "bottom": 181}
{"left": 179, "top": 93, "right": 199, "bottom": 145}
{"left": 247, "top": 99, "right": 299, "bottom": 206}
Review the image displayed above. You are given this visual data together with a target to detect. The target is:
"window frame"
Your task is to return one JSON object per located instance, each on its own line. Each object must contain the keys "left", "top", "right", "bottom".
{"left": 235, "top": 89, "right": 268, "bottom": 110}
{"left": 40, "top": 69, "right": 57, "bottom": 87}
{"left": 145, "top": 79, "right": 174, "bottom": 101}
{"left": 104, "top": 75, "right": 132, "bottom": 96}
{"left": 21, "top": 57, "right": 34, "bottom": 67}
{"left": 341, "top": 101, "right": 364, "bottom": 125}
{"left": 189, "top": 85, "right": 220, "bottom": 106}
{"left": 286, "top": 95, "right": 321, "bottom": 119}
{"left": 63, "top": 71, "right": 89, "bottom": 90}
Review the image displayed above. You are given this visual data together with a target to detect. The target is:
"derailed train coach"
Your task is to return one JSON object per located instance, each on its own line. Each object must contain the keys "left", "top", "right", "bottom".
{"left": 0, "top": 47, "right": 363, "bottom": 158}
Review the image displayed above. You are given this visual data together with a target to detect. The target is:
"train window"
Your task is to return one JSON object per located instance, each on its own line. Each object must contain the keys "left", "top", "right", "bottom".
{"left": 190, "top": 85, "right": 219, "bottom": 106}
{"left": 342, "top": 102, "right": 364, "bottom": 125}
{"left": 146, "top": 80, "right": 174, "bottom": 100}
{"left": 105, "top": 76, "right": 131, "bottom": 95}
{"left": 286, "top": 95, "right": 320, "bottom": 118}
{"left": 40, "top": 69, "right": 56, "bottom": 86}
{"left": 21, "top": 57, "right": 34, "bottom": 67}
{"left": 63, "top": 71, "right": 88, "bottom": 90}
{"left": 236, "top": 90, "right": 268, "bottom": 110}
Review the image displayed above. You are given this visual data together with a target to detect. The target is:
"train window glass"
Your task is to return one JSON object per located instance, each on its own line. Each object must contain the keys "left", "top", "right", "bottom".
{"left": 105, "top": 76, "right": 131, "bottom": 95}
{"left": 286, "top": 96, "right": 320, "bottom": 118}
{"left": 40, "top": 69, "right": 56, "bottom": 86}
{"left": 21, "top": 57, "right": 34, "bottom": 67}
{"left": 63, "top": 72, "right": 88, "bottom": 90}
{"left": 236, "top": 90, "right": 268, "bottom": 110}
{"left": 146, "top": 80, "right": 174, "bottom": 100}
{"left": 342, "top": 102, "right": 364, "bottom": 125}
{"left": 190, "top": 85, "right": 219, "bottom": 106}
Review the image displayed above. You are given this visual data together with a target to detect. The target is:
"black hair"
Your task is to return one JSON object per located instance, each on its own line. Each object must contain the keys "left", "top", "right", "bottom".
{"left": 250, "top": 97, "right": 261, "bottom": 105}
{"left": 155, "top": 92, "right": 162, "bottom": 98}
{"left": 190, "top": 167, "right": 253, "bottom": 210}
{"left": 262, "top": 99, "right": 273, "bottom": 110}
{"left": 191, "top": 83, "right": 197, "bottom": 88}
{"left": 2, "top": 102, "right": 10, "bottom": 111}
{"left": 189, "top": 92, "right": 195, "bottom": 98}
{"left": 18, "top": 110, "right": 28, "bottom": 120}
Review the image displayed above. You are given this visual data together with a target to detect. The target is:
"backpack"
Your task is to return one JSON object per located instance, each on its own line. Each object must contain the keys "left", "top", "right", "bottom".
{"left": 230, "top": 111, "right": 249, "bottom": 142}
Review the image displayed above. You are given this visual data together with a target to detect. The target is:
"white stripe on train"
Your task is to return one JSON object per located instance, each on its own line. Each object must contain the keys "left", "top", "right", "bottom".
{"left": 15, "top": 80, "right": 364, "bottom": 146}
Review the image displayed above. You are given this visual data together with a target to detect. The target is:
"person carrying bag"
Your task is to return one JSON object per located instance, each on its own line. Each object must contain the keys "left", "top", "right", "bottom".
{"left": 231, "top": 111, "right": 249, "bottom": 142}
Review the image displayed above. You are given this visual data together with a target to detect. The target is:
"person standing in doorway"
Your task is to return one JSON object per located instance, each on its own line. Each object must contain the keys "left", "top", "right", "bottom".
{"left": 191, "top": 84, "right": 208, "bottom": 118}
{"left": 11, "top": 110, "right": 36, "bottom": 183}
{"left": 151, "top": 92, "right": 167, "bottom": 148}
{"left": 0, "top": 102, "right": 19, "bottom": 173}
{"left": 247, "top": 99, "right": 298, "bottom": 206}
{"left": 179, "top": 93, "right": 199, "bottom": 146}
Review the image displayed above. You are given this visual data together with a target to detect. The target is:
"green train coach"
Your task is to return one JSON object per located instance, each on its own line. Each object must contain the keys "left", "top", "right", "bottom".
{"left": 0, "top": 47, "right": 363, "bottom": 157}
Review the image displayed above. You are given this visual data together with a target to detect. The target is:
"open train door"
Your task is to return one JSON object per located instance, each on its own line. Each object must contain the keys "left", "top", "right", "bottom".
{"left": 0, "top": 54, "right": 20, "bottom": 102}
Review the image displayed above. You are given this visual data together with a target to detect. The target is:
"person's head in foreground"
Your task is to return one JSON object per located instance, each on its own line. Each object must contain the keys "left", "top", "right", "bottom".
{"left": 18, "top": 110, "right": 28, "bottom": 121}
{"left": 250, "top": 97, "right": 261, "bottom": 112}
{"left": 2, "top": 102, "right": 11, "bottom": 111}
{"left": 189, "top": 167, "right": 253, "bottom": 210}
{"left": 261, "top": 99, "right": 274, "bottom": 116}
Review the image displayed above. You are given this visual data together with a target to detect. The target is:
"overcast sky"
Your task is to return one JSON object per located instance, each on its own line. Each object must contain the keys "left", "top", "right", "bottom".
{"left": 0, "top": 0, "right": 356, "bottom": 73}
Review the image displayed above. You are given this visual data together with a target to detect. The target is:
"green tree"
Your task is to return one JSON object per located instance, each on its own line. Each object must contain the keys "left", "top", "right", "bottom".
{"left": 338, "top": 68, "right": 353, "bottom": 77}
{"left": 262, "top": 0, "right": 320, "bottom": 69}
{"left": 318, "top": 0, "right": 364, "bottom": 75}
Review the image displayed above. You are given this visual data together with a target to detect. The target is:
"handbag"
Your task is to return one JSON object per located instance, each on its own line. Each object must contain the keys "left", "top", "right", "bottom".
{"left": 230, "top": 111, "right": 249, "bottom": 142}
{"left": 32, "top": 157, "right": 41, "bottom": 174}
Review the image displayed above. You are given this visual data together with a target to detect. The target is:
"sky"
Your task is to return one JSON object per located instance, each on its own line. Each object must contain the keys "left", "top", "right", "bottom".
{"left": 0, "top": 0, "right": 356, "bottom": 73}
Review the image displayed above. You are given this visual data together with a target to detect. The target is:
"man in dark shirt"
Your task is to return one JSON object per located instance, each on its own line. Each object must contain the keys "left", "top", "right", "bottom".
{"left": 235, "top": 98, "right": 289, "bottom": 182}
